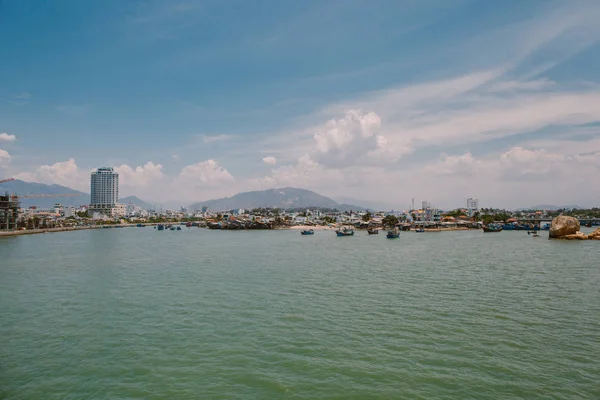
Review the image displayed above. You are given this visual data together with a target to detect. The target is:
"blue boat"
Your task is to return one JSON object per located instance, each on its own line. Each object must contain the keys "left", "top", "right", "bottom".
{"left": 157, "top": 224, "right": 165, "bottom": 231}
{"left": 136, "top": 223, "right": 145, "bottom": 227}
{"left": 301, "top": 229, "right": 314, "bottom": 235}
{"left": 386, "top": 228, "right": 400, "bottom": 238}
{"left": 176, "top": 226, "right": 182, "bottom": 230}
{"left": 336, "top": 227, "right": 354, "bottom": 236}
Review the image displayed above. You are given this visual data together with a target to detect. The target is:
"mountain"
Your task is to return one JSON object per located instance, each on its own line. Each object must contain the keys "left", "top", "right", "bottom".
{"left": 331, "top": 196, "right": 398, "bottom": 211}
{"left": 0, "top": 179, "right": 154, "bottom": 210}
{"left": 0, "top": 179, "right": 89, "bottom": 209}
{"left": 188, "top": 187, "right": 363, "bottom": 211}
{"left": 519, "top": 204, "right": 584, "bottom": 211}
{"left": 119, "top": 195, "right": 154, "bottom": 210}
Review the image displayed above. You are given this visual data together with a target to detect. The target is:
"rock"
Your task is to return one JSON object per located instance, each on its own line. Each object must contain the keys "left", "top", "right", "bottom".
{"left": 562, "top": 232, "right": 588, "bottom": 240}
{"left": 549, "top": 216, "right": 580, "bottom": 239}
{"left": 588, "top": 228, "right": 600, "bottom": 240}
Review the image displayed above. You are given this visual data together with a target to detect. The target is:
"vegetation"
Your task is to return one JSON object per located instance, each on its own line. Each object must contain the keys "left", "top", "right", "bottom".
{"left": 362, "top": 212, "right": 372, "bottom": 222}
{"left": 382, "top": 215, "right": 399, "bottom": 228}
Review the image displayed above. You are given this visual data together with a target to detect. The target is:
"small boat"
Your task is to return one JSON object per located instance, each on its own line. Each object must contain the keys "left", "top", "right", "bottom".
{"left": 336, "top": 227, "right": 354, "bottom": 236}
{"left": 176, "top": 226, "right": 182, "bottom": 231}
{"left": 483, "top": 224, "right": 503, "bottom": 232}
{"left": 170, "top": 226, "right": 176, "bottom": 231}
{"left": 533, "top": 233, "right": 540, "bottom": 237}
{"left": 386, "top": 228, "right": 400, "bottom": 239}
{"left": 367, "top": 228, "right": 379, "bottom": 235}
{"left": 301, "top": 229, "right": 314, "bottom": 235}
{"left": 585, "top": 221, "right": 593, "bottom": 228}
{"left": 136, "top": 223, "right": 145, "bottom": 227}
{"left": 157, "top": 224, "right": 165, "bottom": 231}
{"left": 415, "top": 226, "right": 425, "bottom": 233}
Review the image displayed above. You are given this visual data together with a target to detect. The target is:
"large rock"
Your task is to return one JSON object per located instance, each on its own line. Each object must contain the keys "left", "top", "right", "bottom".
{"left": 549, "top": 216, "right": 580, "bottom": 239}
{"left": 588, "top": 228, "right": 600, "bottom": 240}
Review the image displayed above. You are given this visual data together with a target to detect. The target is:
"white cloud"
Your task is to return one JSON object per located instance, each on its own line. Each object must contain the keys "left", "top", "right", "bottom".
{"left": 426, "top": 153, "right": 482, "bottom": 177}
{"left": 178, "top": 160, "right": 234, "bottom": 186}
{"left": 0, "top": 133, "right": 17, "bottom": 142}
{"left": 172, "top": 154, "right": 180, "bottom": 161}
{"left": 15, "top": 158, "right": 88, "bottom": 190}
{"left": 262, "top": 156, "right": 277, "bottom": 165}
{"left": 202, "top": 134, "right": 236, "bottom": 144}
{"left": 313, "top": 110, "right": 391, "bottom": 167}
{"left": 114, "top": 162, "right": 164, "bottom": 188}
{"left": 0, "top": 149, "right": 11, "bottom": 167}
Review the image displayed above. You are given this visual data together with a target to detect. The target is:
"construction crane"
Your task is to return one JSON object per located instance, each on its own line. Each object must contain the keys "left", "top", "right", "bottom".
{"left": 12, "top": 193, "right": 81, "bottom": 199}
{"left": 0, "top": 178, "right": 15, "bottom": 184}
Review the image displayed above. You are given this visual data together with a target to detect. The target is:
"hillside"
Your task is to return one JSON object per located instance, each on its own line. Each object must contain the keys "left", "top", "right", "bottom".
{"left": 119, "top": 196, "right": 154, "bottom": 210}
{"left": 188, "top": 187, "right": 362, "bottom": 212}
{"left": 0, "top": 179, "right": 89, "bottom": 209}
{"left": 0, "top": 180, "right": 153, "bottom": 210}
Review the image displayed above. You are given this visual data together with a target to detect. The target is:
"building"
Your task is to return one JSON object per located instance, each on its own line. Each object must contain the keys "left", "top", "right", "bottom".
{"left": 1, "top": 193, "right": 20, "bottom": 230}
{"left": 467, "top": 198, "right": 479, "bottom": 216}
{"left": 89, "top": 167, "right": 121, "bottom": 216}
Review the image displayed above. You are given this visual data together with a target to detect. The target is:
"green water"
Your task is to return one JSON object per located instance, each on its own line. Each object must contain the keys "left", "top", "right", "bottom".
{"left": 1, "top": 228, "right": 599, "bottom": 399}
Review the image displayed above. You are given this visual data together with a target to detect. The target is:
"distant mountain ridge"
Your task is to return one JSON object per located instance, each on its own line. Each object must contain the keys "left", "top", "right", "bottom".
{"left": 519, "top": 204, "right": 584, "bottom": 211}
{"left": 188, "top": 187, "right": 365, "bottom": 212}
{"left": 119, "top": 196, "right": 154, "bottom": 210}
{"left": 0, "top": 180, "right": 153, "bottom": 210}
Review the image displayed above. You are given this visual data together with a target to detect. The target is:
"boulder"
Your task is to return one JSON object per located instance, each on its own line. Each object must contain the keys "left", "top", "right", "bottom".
{"left": 549, "top": 216, "right": 580, "bottom": 239}
{"left": 588, "top": 228, "right": 600, "bottom": 240}
{"left": 562, "top": 232, "right": 588, "bottom": 240}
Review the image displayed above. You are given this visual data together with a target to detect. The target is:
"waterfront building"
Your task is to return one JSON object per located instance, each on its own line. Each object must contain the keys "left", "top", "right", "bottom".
{"left": 89, "top": 167, "right": 123, "bottom": 216}
{"left": 467, "top": 198, "right": 479, "bottom": 216}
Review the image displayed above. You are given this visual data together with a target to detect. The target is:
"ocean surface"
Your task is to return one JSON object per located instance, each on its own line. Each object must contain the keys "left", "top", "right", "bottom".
{"left": 1, "top": 227, "right": 599, "bottom": 399}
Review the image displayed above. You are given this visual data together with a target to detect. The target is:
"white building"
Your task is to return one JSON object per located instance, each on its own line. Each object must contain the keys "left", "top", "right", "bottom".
{"left": 467, "top": 198, "right": 479, "bottom": 216}
{"left": 89, "top": 167, "right": 121, "bottom": 216}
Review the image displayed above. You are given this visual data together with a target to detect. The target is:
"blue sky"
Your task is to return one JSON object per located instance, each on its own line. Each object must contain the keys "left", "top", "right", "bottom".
{"left": 1, "top": 0, "right": 600, "bottom": 208}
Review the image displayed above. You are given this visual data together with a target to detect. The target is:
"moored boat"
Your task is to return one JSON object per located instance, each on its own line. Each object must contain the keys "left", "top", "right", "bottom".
{"left": 483, "top": 223, "right": 503, "bottom": 232}
{"left": 367, "top": 228, "right": 379, "bottom": 235}
{"left": 336, "top": 226, "right": 354, "bottom": 236}
{"left": 386, "top": 228, "right": 400, "bottom": 239}
{"left": 301, "top": 229, "right": 314, "bottom": 235}
{"left": 157, "top": 224, "right": 165, "bottom": 231}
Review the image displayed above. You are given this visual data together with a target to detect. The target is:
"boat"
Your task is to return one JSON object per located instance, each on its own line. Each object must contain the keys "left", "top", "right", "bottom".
{"left": 367, "top": 228, "right": 379, "bottom": 235}
{"left": 170, "top": 226, "right": 176, "bottom": 231}
{"left": 415, "top": 226, "right": 425, "bottom": 233}
{"left": 386, "top": 228, "right": 400, "bottom": 239}
{"left": 136, "top": 223, "right": 145, "bottom": 227}
{"left": 176, "top": 226, "right": 182, "bottom": 231}
{"left": 157, "top": 224, "right": 165, "bottom": 231}
{"left": 483, "top": 223, "right": 503, "bottom": 232}
{"left": 533, "top": 233, "right": 540, "bottom": 237}
{"left": 585, "top": 221, "right": 593, "bottom": 228}
{"left": 336, "top": 226, "right": 354, "bottom": 236}
{"left": 301, "top": 229, "right": 314, "bottom": 235}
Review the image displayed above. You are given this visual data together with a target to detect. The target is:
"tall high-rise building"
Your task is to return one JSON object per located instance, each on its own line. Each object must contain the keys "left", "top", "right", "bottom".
{"left": 89, "top": 167, "right": 123, "bottom": 217}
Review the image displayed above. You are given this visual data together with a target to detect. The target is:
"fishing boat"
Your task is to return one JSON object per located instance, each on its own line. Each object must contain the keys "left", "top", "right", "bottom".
{"left": 483, "top": 223, "right": 503, "bottom": 232}
{"left": 415, "top": 226, "right": 425, "bottom": 233}
{"left": 585, "top": 221, "right": 593, "bottom": 228}
{"left": 136, "top": 223, "right": 145, "bottom": 227}
{"left": 367, "top": 228, "right": 379, "bottom": 235}
{"left": 157, "top": 224, "right": 165, "bottom": 231}
{"left": 301, "top": 229, "right": 314, "bottom": 235}
{"left": 176, "top": 226, "right": 182, "bottom": 231}
{"left": 336, "top": 226, "right": 354, "bottom": 236}
{"left": 386, "top": 228, "right": 400, "bottom": 239}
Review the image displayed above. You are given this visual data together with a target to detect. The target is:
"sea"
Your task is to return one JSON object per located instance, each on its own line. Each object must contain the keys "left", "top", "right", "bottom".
{"left": 1, "top": 227, "right": 599, "bottom": 399}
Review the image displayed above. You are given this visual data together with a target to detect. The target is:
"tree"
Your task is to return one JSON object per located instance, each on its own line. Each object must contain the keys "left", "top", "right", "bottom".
{"left": 382, "top": 215, "right": 399, "bottom": 228}
{"left": 362, "top": 212, "right": 372, "bottom": 222}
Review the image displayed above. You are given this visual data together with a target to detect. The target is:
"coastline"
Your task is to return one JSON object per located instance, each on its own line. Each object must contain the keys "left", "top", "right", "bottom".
{"left": 0, "top": 226, "right": 98, "bottom": 237}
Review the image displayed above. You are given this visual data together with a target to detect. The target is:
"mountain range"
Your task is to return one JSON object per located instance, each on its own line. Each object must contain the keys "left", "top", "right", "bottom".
{"left": 0, "top": 180, "right": 153, "bottom": 210}
{"left": 1, "top": 181, "right": 366, "bottom": 211}
{"left": 187, "top": 187, "right": 364, "bottom": 212}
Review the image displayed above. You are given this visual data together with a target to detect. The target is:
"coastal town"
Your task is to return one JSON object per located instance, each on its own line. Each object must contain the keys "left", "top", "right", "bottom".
{"left": 2, "top": 168, "right": 599, "bottom": 236}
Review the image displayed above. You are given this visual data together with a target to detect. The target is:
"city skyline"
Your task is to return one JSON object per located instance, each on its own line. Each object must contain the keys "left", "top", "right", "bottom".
{"left": 2, "top": 1, "right": 600, "bottom": 208}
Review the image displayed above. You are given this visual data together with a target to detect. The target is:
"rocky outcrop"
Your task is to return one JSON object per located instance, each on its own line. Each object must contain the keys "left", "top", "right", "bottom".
{"left": 588, "top": 228, "right": 600, "bottom": 240}
{"left": 549, "top": 216, "right": 580, "bottom": 239}
{"left": 561, "top": 232, "right": 588, "bottom": 240}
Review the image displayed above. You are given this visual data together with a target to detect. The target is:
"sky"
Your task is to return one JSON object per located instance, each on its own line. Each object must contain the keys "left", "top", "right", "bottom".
{"left": 1, "top": 0, "right": 600, "bottom": 209}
